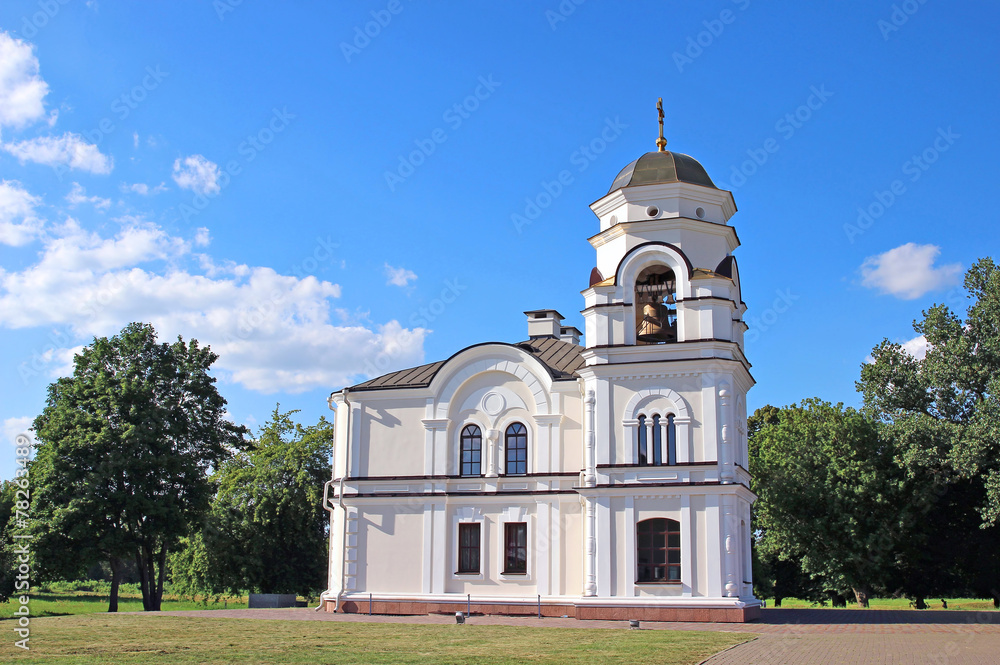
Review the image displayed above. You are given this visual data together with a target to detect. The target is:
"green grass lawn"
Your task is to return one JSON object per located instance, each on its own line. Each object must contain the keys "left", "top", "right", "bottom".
{"left": 770, "top": 597, "right": 997, "bottom": 611}
{"left": 0, "top": 615, "right": 754, "bottom": 664}
{"left": 0, "top": 591, "right": 248, "bottom": 619}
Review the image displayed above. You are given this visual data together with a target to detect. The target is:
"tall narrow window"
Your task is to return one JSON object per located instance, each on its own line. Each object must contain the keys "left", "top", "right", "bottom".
{"left": 636, "top": 518, "right": 681, "bottom": 582}
{"left": 666, "top": 414, "right": 677, "bottom": 466}
{"left": 457, "top": 523, "right": 481, "bottom": 574}
{"left": 460, "top": 425, "right": 482, "bottom": 477}
{"left": 505, "top": 423, "right": 527, "bottom": 475}
{"left": 651, "top": 414, "right": 663, "bottom": 465}
{"left": 504, "top": 522, "right": 527, "bottom": 574}
{"left": 637, "top": 415, "right": 648, "bottom": 466}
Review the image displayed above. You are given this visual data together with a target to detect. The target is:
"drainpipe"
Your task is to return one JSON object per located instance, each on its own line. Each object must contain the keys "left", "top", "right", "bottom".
{"left": 334, "top": 388, "right": 351, "bottom": 612}
{"left": 315, "top": 388, "right": 351, "bottom": 612}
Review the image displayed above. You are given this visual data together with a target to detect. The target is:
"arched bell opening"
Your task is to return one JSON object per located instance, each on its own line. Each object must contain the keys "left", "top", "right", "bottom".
{"left": 634, "top": 265, "right": 677, "bottom": 344}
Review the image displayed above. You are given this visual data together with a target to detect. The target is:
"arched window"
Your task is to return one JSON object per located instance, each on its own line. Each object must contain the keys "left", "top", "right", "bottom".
{"left": 651, "top": 414, "right": 662, "bottom": 465}
{"left": 635, "top": 265, "right": 677, "bottom": 345}
{"left": 666, "top": 414, "right": 676, "bottom": 466}
{"left": 460, "top": 425, "right": 482, "bottom": 477}
{"left": 505, "top": 422, "right": 527, "bottom": 475}
{"left": 637, "top": 415, "right": 648, "bottom": 465}
{"left": 636, "top": 413, "right": 677, "bottom": 466}
{"left": 636, "top": 518, "right": 681, "bottom": 583}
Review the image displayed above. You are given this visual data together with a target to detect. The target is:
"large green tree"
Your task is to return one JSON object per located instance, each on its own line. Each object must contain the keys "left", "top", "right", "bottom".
{"left": 858, "top": 257, "right": 1000, "bottom": 606}
{"left": 0, "top": 481, "right": 20, "bottom": 602}
{"left": 749, "top": 399, "right": 916, "bottom": 607}
{"left": 171, "top": 407, "right": 333, "bottom": 598}
{"left": 31, "top": 322, "right": 244, "bottom": 611}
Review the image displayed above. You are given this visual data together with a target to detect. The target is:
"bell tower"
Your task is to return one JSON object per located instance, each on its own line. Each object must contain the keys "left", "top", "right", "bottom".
{"left": 575, "top": 100, "right": 758, "bottom": 611}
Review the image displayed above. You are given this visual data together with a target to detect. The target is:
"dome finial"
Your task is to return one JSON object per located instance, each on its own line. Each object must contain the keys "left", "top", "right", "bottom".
{"left": 656, "top": 98, "right": 667, "bottom": 152}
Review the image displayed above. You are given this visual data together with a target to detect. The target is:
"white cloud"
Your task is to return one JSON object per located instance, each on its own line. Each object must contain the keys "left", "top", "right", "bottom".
{"left": 2, "top": 132, "right": 114, "bottom": 174}
{"left": 132, "top": 131, "right": 139, "bottom": 148}
{"left": 66, "top": 182, "right": 111, "bottom": 210}
{"left": 865, "top": 333, "right": 929, "bottom": 365}
{"left": 172, "top": 155, "right": 220, "bottom": 196}
{"left": 385, "top": 263, "right": 417, "bottom": 287}
{"left": 0, "top": 180, "right": 43, "bottom": 246}
{"left": 0, "top": 32, "right": 49, "bottom": 131}
{"left": 2, "top": 416, "right": 34, "bottom": 447}
{"left": 194, "top": 227, "right": 210, "bottom": 247}
{"left": 122, "top": 181, "right": 167, "bottom": 196}
{"left": 860, "top": 243, "right": 962, "bottom": 300}
{"left": 0, "top": 218, "right": 428, "bottom": 393}
{"left": 901, "top": 334, "right": 928, "bottom": 360}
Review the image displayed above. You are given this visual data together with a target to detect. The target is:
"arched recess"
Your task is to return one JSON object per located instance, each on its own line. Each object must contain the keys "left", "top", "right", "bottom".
{"left": 622, "top": 388, "right": 693, "bottom": 465}
{"left": 715, "top": 255, "right": 743, "bottom": 306}
{"left": 623, "top": 388, "right": 691, "bottom": 420}
{"left": 430, "top": 345, "right": 554, "bottom": 420}
{"left": 615, "top": 243, "right": 695, "bottom": 345}
{"left": 615, "top": 242, "right": 694, "bottom": 300}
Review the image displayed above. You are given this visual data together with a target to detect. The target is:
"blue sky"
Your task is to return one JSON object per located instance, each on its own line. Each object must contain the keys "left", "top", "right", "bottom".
{"left": 0, "top": 1, "right": 996, "bottom": 479}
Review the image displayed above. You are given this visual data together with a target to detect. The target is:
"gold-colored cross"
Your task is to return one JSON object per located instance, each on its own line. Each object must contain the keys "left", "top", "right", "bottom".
{"left": 656, "top": 98, "right": 667, "bottom": 152}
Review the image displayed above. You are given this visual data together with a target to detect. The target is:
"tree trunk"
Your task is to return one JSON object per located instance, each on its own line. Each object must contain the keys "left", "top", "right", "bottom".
{"left": 136, "top": 544, "right": 155, "bottom": 611}
{"left": 852, "top": 587, "right": 870, "bottom": 608}
{"left": 152, "top": 546, "right": 167, "bottom": 611}
{"left": 108, "top": 557, "right": 123, "bottom": 613}
{"left": 992, "top": 592, "right": 999, "bottom": 609}
{"left": 913, "top": 596, "right": 927, "bottom": 609}
{"left": 774, "top": 596, "right": 782, "bottom": 607}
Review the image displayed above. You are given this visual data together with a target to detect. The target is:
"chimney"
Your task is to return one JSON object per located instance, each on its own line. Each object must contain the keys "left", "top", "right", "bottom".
{"left": 560, "top": 326, "right": 582, "bottom": 346}
{"left": 524, "top": 309, "right": 564, "bottom": 339}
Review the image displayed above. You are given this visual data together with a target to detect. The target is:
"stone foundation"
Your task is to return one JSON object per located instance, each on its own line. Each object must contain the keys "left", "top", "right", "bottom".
{"left": 328, "top": 598, "right": 760, "bottom": 623}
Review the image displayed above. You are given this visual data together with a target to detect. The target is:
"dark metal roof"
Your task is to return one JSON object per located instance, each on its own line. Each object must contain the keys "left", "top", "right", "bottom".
{"left": 348, "top": 337, "right": 585, "bottom": 392}
{"left": 608, "top": 151, "right": 718, "bottom": 193}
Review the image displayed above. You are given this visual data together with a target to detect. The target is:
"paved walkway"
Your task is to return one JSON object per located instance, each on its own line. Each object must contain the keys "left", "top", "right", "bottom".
{"left": 134, "top": 607, "right": 1000, "bottom": 664}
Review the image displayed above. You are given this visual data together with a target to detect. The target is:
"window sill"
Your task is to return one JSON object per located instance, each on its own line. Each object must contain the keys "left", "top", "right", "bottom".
{"left": 454, "top": 572, "right": 484, "bottom": 579}
{"left": 635, "top": 580, "right": 683, "bottom": 585}
{"left": 501, "top": 571, "right": 527, "bottom": 576}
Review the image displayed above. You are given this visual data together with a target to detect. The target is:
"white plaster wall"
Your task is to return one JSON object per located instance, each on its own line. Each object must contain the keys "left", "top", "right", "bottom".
{"left": 359, "top": 507, "right": 424, "bottom": 594}
{"left": 356, "top": 400, "right": 427, "bottom": 477}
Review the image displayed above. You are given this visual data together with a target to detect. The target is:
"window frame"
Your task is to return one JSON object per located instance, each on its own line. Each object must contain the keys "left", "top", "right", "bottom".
{"left": 459, "top": 424, "right": 483, "bottom": 477}
{"left": 636, "top": 518, "right": 681, "bottom": 584}
{"left": 503, "top": 522, "right": 528, "bottom": 575}
{"left": 457, "top": 522, "right": 481, "bottom": 574}
{"left": 635, "top": 413, "right": 677, "bottom": 467}
{"left": 504, "top": 422, "right": 528, "bottom": 476}
{"left": 637, "top": 414, "right": 648, "bottom": 466}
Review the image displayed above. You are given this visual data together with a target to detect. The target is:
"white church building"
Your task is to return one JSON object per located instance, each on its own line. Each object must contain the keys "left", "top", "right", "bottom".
{"left": 321, "top": 110, "right": 760, "bottom": 622}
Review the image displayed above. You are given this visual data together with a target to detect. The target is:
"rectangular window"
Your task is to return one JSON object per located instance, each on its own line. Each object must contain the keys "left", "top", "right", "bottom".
{"left": 637, "top": 518, "right": 681, "bottom": 583}
{"left": 457, "top": 523, "right": 481, "bottom": 574}
{"left": 504, "top": 522, "right": 527, "bottom": 574}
